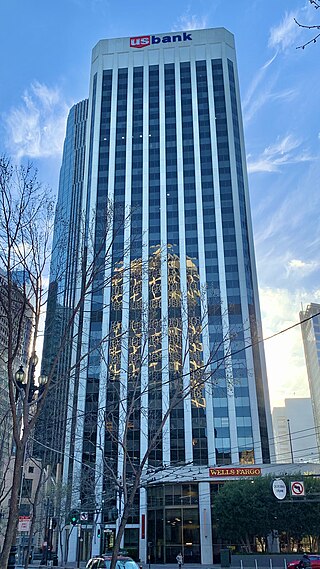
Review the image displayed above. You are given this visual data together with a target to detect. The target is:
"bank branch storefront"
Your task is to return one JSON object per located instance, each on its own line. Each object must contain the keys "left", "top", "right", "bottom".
{"left": 144, "top": 466, "right": 262, "bottom": 564}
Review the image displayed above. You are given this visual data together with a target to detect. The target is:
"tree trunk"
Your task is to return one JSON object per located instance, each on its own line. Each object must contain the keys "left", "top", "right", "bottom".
{"left": 23, "top": 467, "right": 43, "bottom": 569}
{"left": 110, "top": 500, "right": 134, "bottom": 569}
{"left": 0, "top": 442, "right": 25, "bottom": 567}
{"left": 245, "top": 534, "right": 252, "bottom": 554}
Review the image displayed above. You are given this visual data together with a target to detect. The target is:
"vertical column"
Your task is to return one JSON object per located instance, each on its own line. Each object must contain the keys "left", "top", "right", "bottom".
{"left": 139, "top": 487, "right": 147, "bottom": 563}
{"left": 222, "top": 51, "right": 261, "bottom": 464}
{"left": 207, "top": 56, "right": 238, "bottom": 464}
{"left": 139, "top": 57, "right": 149, "bottom": 564}
{"left": 94, "top": 67, "right": 116, "bottom": 554}
{"left": 189, "top": 56, "right": 216, "bottom": 465}
{"left": 199, "top": 482, "right": 213, "bottom": 564}
{"left": 68, "top": 528, "right": 78, "bottom": 564}
{"left": 91, "top": 518, "right": 101, "bottom": 557}
{"left": 159, "top": 51, "right": 170, "bottom": 464}
{"left": 118, "top": 63, "right": 133, "bottom": 479}
{"left": 175, "top": 59, "right": 193, "bottom": 463}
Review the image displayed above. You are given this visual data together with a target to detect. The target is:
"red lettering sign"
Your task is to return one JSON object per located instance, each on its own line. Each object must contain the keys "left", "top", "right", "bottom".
{"left": 130, "top": 36, "right": 150, "bottom": 49}
{"left": 209, "top": 467, "right": 261, "bottom": 477}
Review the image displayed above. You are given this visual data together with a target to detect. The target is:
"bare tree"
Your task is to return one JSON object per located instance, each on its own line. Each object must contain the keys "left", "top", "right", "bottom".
{"left": 0, "top": 156, "right": 136, "bottom": 568}
{"left": 0, "top": 156, "right": 56, "bottom": 567}
{"left": 66, "top": 246, "right": 249, "bottom": 569}
{"left": 295, "top": 0, "right": 320, "bottom": 49}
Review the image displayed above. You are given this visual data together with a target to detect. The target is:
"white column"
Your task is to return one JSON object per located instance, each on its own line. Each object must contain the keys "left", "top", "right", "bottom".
{"left": 118, "top": 62, "right": 134, "bottom": 480}
{"left": 199, "top": 482, "right": 213, "bottom": 564}
{"left": 189, "top": 56, "right": 216, "bottom": 465}
{"left": 159, "top": 51, "right": 170, "bottom": 464}
{"left": 67, "top": 526, "right": 78, "bottom": 563}
{"left": 91, "top": 512, "right": 102, "bottom": 556}
{"left": 174, "top": 58, "right": 193, "bottom": 463}
{"left": 139, "top": 487, "right": 147, "bottom": 563}
{"left": 139, "top": 56, "right": 149, "bottom": 568}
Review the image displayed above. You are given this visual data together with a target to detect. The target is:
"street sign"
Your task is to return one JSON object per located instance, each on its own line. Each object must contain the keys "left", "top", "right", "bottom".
{"left": 80, "top": 511, "right": 88, "bottom": 521}
{"left": 272, "top": 478, "right": 287, "bottom": 500}
{"left": 18, "top": 516, "right": 31, "bottom": 532}
{"left": 290, "top": 481, "right": 305, "bottom": 497}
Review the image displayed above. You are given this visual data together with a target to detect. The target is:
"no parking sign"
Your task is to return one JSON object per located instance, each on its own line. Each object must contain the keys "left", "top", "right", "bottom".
{"left": 290, "top": 481, "right": 305, "bottom": 497}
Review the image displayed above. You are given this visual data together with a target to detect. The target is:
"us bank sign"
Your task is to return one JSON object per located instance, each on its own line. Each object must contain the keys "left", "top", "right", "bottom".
{"left": 130, "top": 32, "right": 192, "bottom": 48}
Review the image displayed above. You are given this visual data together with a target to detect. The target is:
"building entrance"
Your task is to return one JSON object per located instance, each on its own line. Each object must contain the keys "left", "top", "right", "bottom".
{"left": 147, "top": 484, "right": 200, "bottom": 563}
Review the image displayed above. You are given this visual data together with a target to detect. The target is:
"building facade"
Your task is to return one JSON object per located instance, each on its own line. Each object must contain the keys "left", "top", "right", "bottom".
{"left": 37, "top": 99, "right": 88, "bottom": 466}
{"left": 0, "top": 269, "right": 32, "bottom": 480}
{"left": 272, "top": 398, "right": 319, "bottom": 464}
{"left": 300, "top": 303, "right": 320, "bottom": 458}
{"left": 42, "top": 28, "right": 273, "bottom": 564}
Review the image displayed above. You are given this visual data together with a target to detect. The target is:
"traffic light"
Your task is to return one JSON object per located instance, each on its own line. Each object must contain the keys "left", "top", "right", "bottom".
{"left": 97, "top": 528, "right": 101, "bottom": 538}
{"left": 69, "top": 510, "right": 79, "bottom": 526}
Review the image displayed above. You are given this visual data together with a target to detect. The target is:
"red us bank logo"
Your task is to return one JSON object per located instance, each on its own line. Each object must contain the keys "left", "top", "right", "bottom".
{"left": 130, "top": 36, "right": 150, "bottom": 48}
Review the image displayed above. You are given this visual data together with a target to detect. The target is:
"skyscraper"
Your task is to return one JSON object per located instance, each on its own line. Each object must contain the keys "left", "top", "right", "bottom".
{"left": 37, "top": 99, "right": 88, "bottom": 466}
{"left": 41, "top": 28, "right": 273, "bottom": 564}
{"left": 300, "top": 303, "right": 320, "bottom": 458}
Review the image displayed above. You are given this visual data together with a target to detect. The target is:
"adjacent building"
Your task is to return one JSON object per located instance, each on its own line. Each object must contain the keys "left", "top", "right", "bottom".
{"left": 0, "top": 269, "right": 32, "bottom": 479}
{"left": 272, "top": 398, "right": 319, "bottom": 464}
{"left": 300, "top": 303, "right": 320, "bottom": 457}
{"left": 40, "top": 28, "right": 274, "bottom": 564}
{"left": 36, "top": 99, "right": 88, "bottom": 466}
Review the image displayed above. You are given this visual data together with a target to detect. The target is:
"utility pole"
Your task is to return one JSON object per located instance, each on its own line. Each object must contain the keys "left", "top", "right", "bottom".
{"left": 287, "top": 419, "right": 294, "bottom": 463}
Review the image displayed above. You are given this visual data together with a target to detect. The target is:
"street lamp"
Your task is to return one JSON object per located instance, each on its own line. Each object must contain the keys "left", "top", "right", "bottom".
{"left": 15, "top": 365, "right": 26, "bottom": 401}
{"left": 38, "top": 374, "right": 48, "bottom": 397}
{"left": 15, "top": 355, "right": 48, "bottom": 404}
{"left": 13, "top": 359, "right": 48, "bottom": 567}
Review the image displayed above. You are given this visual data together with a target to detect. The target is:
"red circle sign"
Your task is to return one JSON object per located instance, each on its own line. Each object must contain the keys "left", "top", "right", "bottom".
{"left": 291, "top": 481, "right": 304, "bottom": 495}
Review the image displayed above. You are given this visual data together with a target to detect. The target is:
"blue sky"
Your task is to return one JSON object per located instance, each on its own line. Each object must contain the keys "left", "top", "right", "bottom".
{"left": 1, "top": 0, "right": 320, "bottom": 409}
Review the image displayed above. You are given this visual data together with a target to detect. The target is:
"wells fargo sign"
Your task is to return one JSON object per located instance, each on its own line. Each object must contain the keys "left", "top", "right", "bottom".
{"left": 209, "top": 467, "right": 261, "bottom": 477}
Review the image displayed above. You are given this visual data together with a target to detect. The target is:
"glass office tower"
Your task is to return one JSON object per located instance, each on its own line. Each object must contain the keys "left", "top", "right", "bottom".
{"left": 44, "top": 28, "right": 273, "bottom": 564}
{"left": 37, "top": 99, "right": 88, "bottom": 465}
{"left": 300, "top": 303, "right": 320, "bottom": 458}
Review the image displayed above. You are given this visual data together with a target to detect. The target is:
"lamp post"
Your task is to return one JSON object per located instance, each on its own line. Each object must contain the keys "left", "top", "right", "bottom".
{"left": 28, "top": 352, "right": 39, "bottom": 402}
{"left": 11, "top": 357, "right": 48, "bottom": 568}
{"left": 15, "top": 365, "right": 26, "bottom": 402}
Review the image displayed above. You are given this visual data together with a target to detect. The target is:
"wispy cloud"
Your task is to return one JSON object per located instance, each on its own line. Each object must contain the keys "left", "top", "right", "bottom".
{"left": 268, "top": 11, "right": 300, "bottom": 52}
{"left": 242, "top": 53, "right": 298, "bottom": 124}
{"left": 247, "top": 134, "right": 315, "bottom": 173}
{"left": 4, "top": 82, "right": 69, "bottom": 160}
{"left": 172, "top": 10, "right": 208, "bottom": 31}
{"left": 243, "top": 53, "right": 278, "bottom": 111}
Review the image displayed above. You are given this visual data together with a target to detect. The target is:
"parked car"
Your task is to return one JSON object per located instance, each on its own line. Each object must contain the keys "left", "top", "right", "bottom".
{"left": 287, "top": 556, "right": 320, "bottom": 569}
{"left": 86, "top": 555, "right": 142, "bottom": 569}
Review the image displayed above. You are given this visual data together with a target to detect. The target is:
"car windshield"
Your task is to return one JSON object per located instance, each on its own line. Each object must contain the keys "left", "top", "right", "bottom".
{"left": 105, "top": 562, "right": 137, "bottom": 569}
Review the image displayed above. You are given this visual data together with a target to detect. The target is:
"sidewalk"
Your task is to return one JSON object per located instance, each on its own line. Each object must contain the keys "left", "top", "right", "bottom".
{"left": 26, "top": 559, "right": 290, "bottom": 569}
{"left": 26, "top": 565, "right": 222, "bottom": 569}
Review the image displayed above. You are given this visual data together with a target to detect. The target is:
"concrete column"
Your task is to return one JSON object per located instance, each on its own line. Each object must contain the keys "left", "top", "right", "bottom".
{"left": 199, "top": 482, "right": 213, "bottom": 564}
{"left": 139, "top": 487, "right": 147, "bottom": 563}
{"left": 67, "top": 526, "right": 78, "bottom": 563}
{"left": 91, "top": 512, "right": 102, "bottom": 557}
